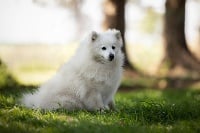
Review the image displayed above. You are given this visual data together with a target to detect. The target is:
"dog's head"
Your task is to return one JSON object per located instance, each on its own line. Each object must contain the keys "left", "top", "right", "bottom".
{"left": 89, "top": 29, "right": 123, "bottom": 64}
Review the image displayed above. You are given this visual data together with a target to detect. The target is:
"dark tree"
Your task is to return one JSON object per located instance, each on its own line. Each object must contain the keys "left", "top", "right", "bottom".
{"left": 103, "top": 0, "right": 133, "bottom": 69}
{"left": 163, "top": 0, "right": 200, "bottom": 72}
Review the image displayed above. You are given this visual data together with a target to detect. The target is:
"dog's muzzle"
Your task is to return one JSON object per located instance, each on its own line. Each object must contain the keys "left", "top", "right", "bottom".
{"left": 109, "top": 54, "right": 114, "bottom": 61}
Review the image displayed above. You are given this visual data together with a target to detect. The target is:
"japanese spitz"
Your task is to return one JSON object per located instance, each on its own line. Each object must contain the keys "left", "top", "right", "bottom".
{"left": 21, "top": 29, "right": 124, "bottom": 111}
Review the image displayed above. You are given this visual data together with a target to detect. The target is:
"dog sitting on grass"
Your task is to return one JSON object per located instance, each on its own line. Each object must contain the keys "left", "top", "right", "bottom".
{"left": 21, "top": 29, "right": 124, "bottom": 111}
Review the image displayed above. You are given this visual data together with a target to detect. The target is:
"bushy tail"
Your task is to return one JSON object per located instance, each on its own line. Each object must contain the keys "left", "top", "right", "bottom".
{"left": 21, "top": 91, "right": 40, "bottom": 108}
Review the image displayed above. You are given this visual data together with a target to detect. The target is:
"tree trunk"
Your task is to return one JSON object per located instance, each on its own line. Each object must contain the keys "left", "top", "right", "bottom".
{"left": 164, "top": 0, "right": 200, "bottom": 72}
{"left": 103, "top": 0, "right": 133, "bottom": 69}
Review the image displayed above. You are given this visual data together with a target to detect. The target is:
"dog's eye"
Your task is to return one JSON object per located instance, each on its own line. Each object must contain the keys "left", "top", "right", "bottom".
{"left": 102, "top": 47, "right": 106, "bottom": 50}
{"left": 112, "top": 46, "right": 115, "bottom": 50}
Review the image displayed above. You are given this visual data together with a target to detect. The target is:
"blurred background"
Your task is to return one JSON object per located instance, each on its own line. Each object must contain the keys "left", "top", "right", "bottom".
{"left": 0, "top": 0, "right": 200, "bottom": 89}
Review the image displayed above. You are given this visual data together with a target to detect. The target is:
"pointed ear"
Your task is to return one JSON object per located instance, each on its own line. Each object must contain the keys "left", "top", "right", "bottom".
{"left": 115, "top": 30, "right": 121, "bottom": 40}
{"left": 91, "top": 31, "right": 98, "bottom": 42}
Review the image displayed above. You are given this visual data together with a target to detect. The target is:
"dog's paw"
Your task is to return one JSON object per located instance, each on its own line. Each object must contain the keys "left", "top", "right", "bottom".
{"left": 98, "top": 108, "right": 106, "bottom": 113}
{"left": 97, "top": 105, "right": 111, "bottom": 113}
{"left": 104, "top": 105, "right": 110, "bottom": 110}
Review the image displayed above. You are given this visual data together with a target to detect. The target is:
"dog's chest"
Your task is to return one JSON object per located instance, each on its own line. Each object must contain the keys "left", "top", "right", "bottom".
{"left": 86, "top": 73, "right": 112, "bottom": 89}
{"left": 82, "top": 68, "right": 115, "bottom": 89}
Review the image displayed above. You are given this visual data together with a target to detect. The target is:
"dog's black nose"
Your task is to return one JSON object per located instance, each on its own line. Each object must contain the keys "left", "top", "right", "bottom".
{"left": 109, "top": 54, "right": 114, "bottom": 61}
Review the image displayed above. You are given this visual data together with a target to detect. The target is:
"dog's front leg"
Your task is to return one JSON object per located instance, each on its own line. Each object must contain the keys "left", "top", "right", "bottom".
{"left": 83, "top": 90, "right": 105, "bottom": 111}
{"left": 108, "top": 100, "right": 116, "bottom": 110}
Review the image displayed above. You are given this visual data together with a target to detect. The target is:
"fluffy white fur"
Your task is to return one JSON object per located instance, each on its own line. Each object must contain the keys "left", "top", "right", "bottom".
{"left": 21, "top": 29, "right": 124, "bottom": 111}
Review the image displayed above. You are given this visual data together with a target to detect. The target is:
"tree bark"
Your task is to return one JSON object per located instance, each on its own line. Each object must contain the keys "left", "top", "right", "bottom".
{"left": 103, "top": 0, "right": 133, "bottom": 69}
{"left": 164, "top": 0, "right": 200, "bottom": 72}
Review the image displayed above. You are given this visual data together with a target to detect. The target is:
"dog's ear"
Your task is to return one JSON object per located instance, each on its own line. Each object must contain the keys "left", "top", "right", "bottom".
{"left": 91, "top": 31, "right": 98, "bottom": 42}
{"left": 115, "top": 30, "right": 121, "bottom": 40}
{"left": 114, "top": 30, "right": 123, "bottom": 47}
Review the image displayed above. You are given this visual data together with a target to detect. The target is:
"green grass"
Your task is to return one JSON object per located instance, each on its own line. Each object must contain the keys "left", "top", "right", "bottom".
{"left": 0, "top": 88, "right": 200, "bottom": 133}
{"left": 0, "top": 59, "right": 200, "bottom": 132}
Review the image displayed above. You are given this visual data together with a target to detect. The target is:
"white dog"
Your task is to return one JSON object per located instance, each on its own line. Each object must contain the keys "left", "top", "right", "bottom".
{"left": 21, "top": 29, "right": 124, "bottom": 111}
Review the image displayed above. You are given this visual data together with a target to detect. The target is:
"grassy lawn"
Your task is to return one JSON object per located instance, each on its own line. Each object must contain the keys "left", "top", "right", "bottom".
{"left": 0, "top": 45, "right": 200, "bottom": 132}
{"left": 1, "top": 88, "right": 200, "bottom": 133}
